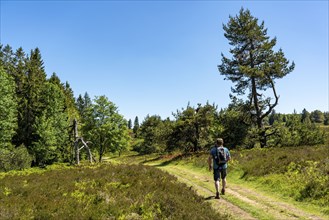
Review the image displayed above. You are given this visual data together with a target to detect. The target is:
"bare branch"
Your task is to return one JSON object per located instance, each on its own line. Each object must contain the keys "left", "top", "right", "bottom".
{"left": 261, "top": 77, "right": 279, "bottom": 120}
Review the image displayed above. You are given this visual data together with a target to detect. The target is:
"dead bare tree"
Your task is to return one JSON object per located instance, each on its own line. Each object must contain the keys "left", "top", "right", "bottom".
{"left": 72, "top": 119, "right": 94, "bottom": 164}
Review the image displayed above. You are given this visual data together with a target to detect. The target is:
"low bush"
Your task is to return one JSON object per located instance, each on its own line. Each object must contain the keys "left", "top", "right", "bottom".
{"left": 0, "top": 145, "right": 32, "bottom": 172}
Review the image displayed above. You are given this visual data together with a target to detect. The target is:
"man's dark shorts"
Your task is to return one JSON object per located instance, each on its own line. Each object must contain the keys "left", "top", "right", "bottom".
{"left": 213, "top": 168, "right": 227, "bottom": 181}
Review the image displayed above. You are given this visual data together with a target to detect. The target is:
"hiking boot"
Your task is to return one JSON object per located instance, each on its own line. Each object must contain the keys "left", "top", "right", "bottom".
{"left": 215, "top": 192, "right": 220, "bottom": 199}
{"left": 221, "top": 188, "right": 225, "bottom": 195}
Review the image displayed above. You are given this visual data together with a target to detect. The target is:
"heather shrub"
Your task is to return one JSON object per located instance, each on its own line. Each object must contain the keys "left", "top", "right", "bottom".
{"left": 231, "top": 145, "right": 328, "bottom": 176}
{"left": 230, "top": 145, "right": 329, "bottom": 213}
{"left": 0, "top": 163, "right": 227, "bottom": 219}
{"left": 159, "top": 145, "right": 329, "bottom": 214}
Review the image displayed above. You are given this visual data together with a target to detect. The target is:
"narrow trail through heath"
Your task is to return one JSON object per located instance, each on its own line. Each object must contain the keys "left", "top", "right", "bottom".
{"left": 144, "top": 160, "right": 324, "bottom": 220}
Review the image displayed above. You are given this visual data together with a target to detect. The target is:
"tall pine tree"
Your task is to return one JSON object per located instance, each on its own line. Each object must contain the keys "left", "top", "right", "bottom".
{"left": 23, "top": 48, "right": 48, "bottom": 162}
{"left": 218, "top": 8, "right": 295, "bottom": 147}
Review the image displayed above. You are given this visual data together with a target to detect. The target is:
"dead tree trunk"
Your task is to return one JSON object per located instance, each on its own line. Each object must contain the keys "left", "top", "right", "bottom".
{"left": 72, "top": 119, "right": 94, "bottom": 165}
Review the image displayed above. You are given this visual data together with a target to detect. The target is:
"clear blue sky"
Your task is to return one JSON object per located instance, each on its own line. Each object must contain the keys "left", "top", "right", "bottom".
{"left": 1, "top": 1, "right": 328, "bottom": 121}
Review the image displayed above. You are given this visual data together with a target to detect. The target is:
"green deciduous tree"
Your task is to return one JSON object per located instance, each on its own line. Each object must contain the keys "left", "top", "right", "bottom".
{"left": 170, "top": 103, "right": 217, "bottom": 152}
{"left": 324, "top": 112, "right": 329, "bottom": 125}
{"left": 135, "top": 115, "right": 162, "bottom": 154}
{"left": 218, "top": 99, "right": 251, "bottom": 148}
{"left": 171, "top": 105, "right": 199, "bottom": 152}
{"left": 194, "top": 103, "right": 218, "bottom": 150}
{"left": 310, "top": 110, "right": 324, "bottom": 124}
{"left": 218, "top": 8, "right": 295, "bottom": 148}
{"left": 84, "top": 96, "right": 130, "bottom": 161}
{"left": 134, "top": 115, "right": 173, "bottom": 154}
{"left": 266, "top": 112, "right": 325, "bottom": 147}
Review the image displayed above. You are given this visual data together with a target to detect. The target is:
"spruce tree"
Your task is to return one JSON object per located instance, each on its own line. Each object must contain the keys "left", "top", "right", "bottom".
{"left": 77, "top": 92, "right": 92, "bottom": 118}
{"left": 133, "top": 116, "right": 140, "bottom": 136}
{"left": 0, "top": 66, "right": 17, "bottom": 149}
{"left": 63, "top": 81, "right": 79, "bottom": 122}
{"left": 33, "top": 82, "right": 69, "bottom": 165}
{"left": 23, "top": 48, "right": 47, "bottom": 159}
{"left": 0, "top": 45, "right": 15, "bottom": 74}
{"left": 49, "top": 74, "right": 76, "bottom": 162}
{"left": 76, "top": 92, "right": 93, "bottom": 135}
{"left": 128, "top": 119, "right": 132, "bottom": 129}
{"left": 76, "top": 94, "right": 85, "bottom": 115}
{"left": 11, "top": 47, "right": 28, "bottom": 147}
{"left": 301, "top": 108, "right": 311, "bottom": 124}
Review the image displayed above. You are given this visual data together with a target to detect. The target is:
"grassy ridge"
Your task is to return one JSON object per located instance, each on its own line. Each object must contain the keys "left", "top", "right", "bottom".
{"left": 0, "top": 163, "right": 227, "bottom": 220}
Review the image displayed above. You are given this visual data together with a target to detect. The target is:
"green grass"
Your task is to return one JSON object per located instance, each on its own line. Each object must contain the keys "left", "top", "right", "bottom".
{"left": 223, "top": 193, "right": 278, "bottom": 220}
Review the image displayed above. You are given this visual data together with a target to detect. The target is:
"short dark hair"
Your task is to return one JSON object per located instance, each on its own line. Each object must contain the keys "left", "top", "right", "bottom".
{"left": 216, "top": 138, "right": 224, "bottom": 146}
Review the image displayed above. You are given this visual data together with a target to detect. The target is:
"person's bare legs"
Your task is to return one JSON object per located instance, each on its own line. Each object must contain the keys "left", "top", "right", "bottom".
{"left": 215, "top": 180, "right": 220, "bottom": 193}
{"left": 221, "top": 177, "right": 226, "bottom": 194}
{"left": 215, "top": 180, "right": 220, "bottom": 198}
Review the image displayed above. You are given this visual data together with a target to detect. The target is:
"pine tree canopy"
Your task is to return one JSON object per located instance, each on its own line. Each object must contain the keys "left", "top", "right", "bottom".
{"left": 219, "top": 8, "right": 295, "bottom": 95}
{"left": 218, "top": 8, "right": 295, "bottom": 147}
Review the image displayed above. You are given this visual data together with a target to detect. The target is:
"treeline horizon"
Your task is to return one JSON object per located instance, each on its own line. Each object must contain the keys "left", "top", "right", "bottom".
{"left": 0, "top": 44, "right": 327, "bottom": 171}
{"left": 128, "top": 106, "right": 329, "bottom": 128}
{"left": 127, "top": 106, "right": 329, "bottom": 129}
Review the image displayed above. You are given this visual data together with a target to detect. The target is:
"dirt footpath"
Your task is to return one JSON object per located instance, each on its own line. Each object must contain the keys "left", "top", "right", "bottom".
{"left": 154, "top": 165, "right": 324, "bottom": 220}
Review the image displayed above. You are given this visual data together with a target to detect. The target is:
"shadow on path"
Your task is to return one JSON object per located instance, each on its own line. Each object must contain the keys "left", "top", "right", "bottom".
{"left": 205, "top": 196, "right": 216, "bottom": 200}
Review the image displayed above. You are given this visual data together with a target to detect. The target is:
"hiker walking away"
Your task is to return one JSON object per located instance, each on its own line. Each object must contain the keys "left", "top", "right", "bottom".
{"left": 208, "top": 138, "right": 231, "bottom": 199}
